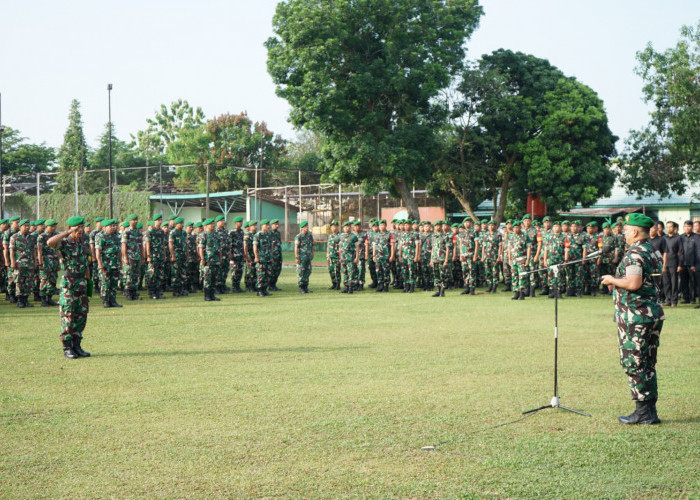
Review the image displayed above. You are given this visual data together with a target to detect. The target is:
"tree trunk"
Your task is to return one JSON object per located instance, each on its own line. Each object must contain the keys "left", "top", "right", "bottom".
{"left": 394, "top": 177, "right": 420, "bottom": 220}
{"left": 496, "top": 171, "right": 510, "bottom": 223}
{"left": 448, "top": 180, "right": 479, "bottom": 222}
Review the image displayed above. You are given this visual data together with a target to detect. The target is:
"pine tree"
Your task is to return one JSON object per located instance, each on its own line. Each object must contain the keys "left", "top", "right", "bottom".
{"left": 55, "top": 99, "right": 87, "bottom": 194}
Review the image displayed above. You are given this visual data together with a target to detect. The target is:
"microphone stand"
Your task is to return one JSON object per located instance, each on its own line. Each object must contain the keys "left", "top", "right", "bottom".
{"left": 518, "top": 252, "right": 601, "bottom": 417}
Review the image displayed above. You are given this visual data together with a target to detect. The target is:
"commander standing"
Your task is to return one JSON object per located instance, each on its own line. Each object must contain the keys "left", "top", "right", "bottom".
{"left": 601, "top": 213, "right": 663, "bottom": 425}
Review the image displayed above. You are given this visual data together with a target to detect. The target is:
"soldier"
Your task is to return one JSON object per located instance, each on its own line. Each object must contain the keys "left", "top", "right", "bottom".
{"left": 47, "top": 216, "right": 92, "bottom": 359}
{"left": 679, "top": 220, "right": 696, "bottom": 304}
{"left": 254, "top": 219, "right": 273, "bottom": 296}
{"left": 508, "top": 220, "right": 531, "bottom": 300}
{"left": 243, "top": 221, "right": 258, "bottom": 292}
{"left": 543, "top": 221, "right": 566, "bottom": 298}
{"left": 601, "top": 213, "right": 663, "bottom": 425}
{"left": 662, "top": 221, "right": 683, "bottom": 307}
{"left": 326, "top": 220, "right": 341, "bottom": 290}
{"left": 352, "top": 220, "right": 368, "bottom": 291}
{"left": 95, "top": 219, "right": 122, "bottom": 308}
{"left": 213, "top": 215, "right": 230, "bottom": 293}
{"left": 199, "top": 218, "right": 221, "bottom": 302}
{"left": 457, "top": 218, "right": 477, "bottom": 295}
{"left": 269, "top": 219, "right": 283, "bottom": 291}
{"left": 169, "top": 217, "right": 189, "bottom": 297}
{"left": 295, "top": 220, "right": 314, "bottom": 293}
{"left": 429, "top": 221, "right": 451, "bottom": 297}
{"left": 187, "top": 222, "right": 201, "bottom": 292}
{"left": 420, "top": 221, "right": 434, "bottom": 291}
{"left": 399, "top": 220, "right": 420, "bottom": 293}
{"left": 89, "top": 217, "right": 104, "bottom": 295}
{"left": 163, "top": 215, "right": 176, "bottom": 291}
{"left": 30, "top": 219, "right": 45, "bottom": 302}
{"left": 0, "top": 218, "right": 8, "bottom": 296}
{"left": 389, "top": 219, "right": 400, "bottom": 288}
{"left": 37, "top": 219, "right": 60, "bottom": 306}
{"left": 597, "top": 222, "right": 619, "bottom": 295}
{"left": 501, "top": 219, "right": 513, "bottom": 292}
{"left": 136, "top": 222, "right": 146, "bottom": 291}
{"left": 537, "top": 217, "right": 553, "bottom": 295}
{"left": 121, "top": 214, "right": 142, "bottom": 300}
{"left": 365, "top": 219, "right": 378, "bottom": 288}
{"left": 9, "top": 219, "right": 37, "bottom": 308}
{"left": 481, "top": 219, "right": 502, "bottom": 293}
{"left": 564, "top": 220, "right": 586, "bottom": 297}
{"left": 3, "top": 216, "right": 21, "bottom": 303}
{"left": 229, "top": 216, "right": 245, "bottom": 293}
{"left": 521, "top": 215, "right": 539, "bottom": 296}
{"left": 338, "top": 221, "right": 359, "bottom": 294}
{"left": 144, "top": 214, "right": 167, "bottom": 300}
{"left": 372, "top": 219, "right": 393, "bottom": 292}
{"left": 583, "top": 221, "right": 600, "bottom": 296}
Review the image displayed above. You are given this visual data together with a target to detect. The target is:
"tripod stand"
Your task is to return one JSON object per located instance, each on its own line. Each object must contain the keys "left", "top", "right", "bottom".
{"left": 519, "top": 254, "right": 598, "bottom": 417}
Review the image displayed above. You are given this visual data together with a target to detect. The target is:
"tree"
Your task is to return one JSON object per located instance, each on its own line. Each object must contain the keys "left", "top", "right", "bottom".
{"left": 55, "top": 99, "right": 87, "bottom": 194}
{"left": 146, "top": 99, "right": 206, "bottom": 154}
{"left": 620, "top": 20, "right": 700, "bottom": 196}
{"left": 432, "top": 50, "right": 616, "bottom": 221}
{"left": 0, "top": 127, "right": 55, "bottom": 192}
{"left": 266, "top": 0, "right": 483, "bottom": 219}
{"left": 88, "top": 124, "right": 147, "bottom": 192}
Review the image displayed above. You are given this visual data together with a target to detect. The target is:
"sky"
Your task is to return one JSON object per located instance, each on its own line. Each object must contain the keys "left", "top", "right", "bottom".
{"left": 1, "top": 0, "right": 699, "bottom": 152}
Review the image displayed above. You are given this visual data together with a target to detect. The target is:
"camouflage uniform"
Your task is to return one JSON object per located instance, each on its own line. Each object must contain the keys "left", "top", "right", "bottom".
{"left": 56, "top": 234, "right": 90, "bottom": 343}
{"left": 613, "top": 239, "right": 664, "bottom": 401}
{"left": 420, "top": 228, "right": 434, "bottom": 289}
{"left": 508, "top": 232, "right": 531, "bottom": 293}
{"left": 400, "top": 229, "right": 419, "bottom": 286}
{"left": 229, "top": 226, "right": 245, "bottom": 291}
{"left": 9, "top": 232, "right": 36, "bottom": 298}
{"left": 186, "top": 229, "right": 199, "bottom": 291}
{"left": 373, "top": 231, "right": 392, "bottom": 289}
{"left": 431, "top": 231, "right": 452, "bottom": 289}
{"left": 254, "top": 230, "right": 273, "bottom": 291}
{"left": 3, "top": 227, "right": 19, "bottom": 299}
{"left": 215, "top": 225, "right": 231, "bottom": 292}
{"left": 353, "top": 228, "right": 368, "bottom": 287}
{"left": 269, "top": 228, "right": 283, "bottom": 289}
{"left": 545, "top": 232, "right": 567, "bottom": 295}
{"left": 89, "top": 227, "right": 102, "bottom": 293}
{"left": 95, "top": 230, "right": 121, "bottom": 304}
{"left": 38, "top": 230, "right": 59, "bottom": 300}
{"left": 599, "top": 233, "right": 618, "bottom": 279}
{"left": 502, "top": 229, "right": 512, "bottom": 290}
{"left": 339, "top": 231, "right": 358, "bottom": 289}
{"left": 523, "top": 225, "right": 539, "bottom": 290}
{"left": 565, "top": 232, "right": 586, "bottom": 295}
{"left": 244, "top": 229, "right": 257, "bottom": 290}
{"left": 583, "top": 231, "right": 599, "bottom": 293}
{"left": 295, "top": 230, "right": 314, "bottom": 288}
{"left": 481, "top": 230, "right": 502, "bottom": 289}
{"left": 199, "top": 230, "right": 221, "bottom": 296}
{"left": 366, "top": 227, "right": 378, "bottom": 287}
{"left": 121, "top": 226, "right": 142, "bottom": 297}
{"left": 169, "top": 227, "right": 188, "bottom": 294}
{"left": 457, "top": 228, "right": 477, "bottom": 289}
{"left": 327, "top": 231, "right": 341, "bottom": 288}
{"left": 144, "top": 226, "right": 167, "bottom": 297}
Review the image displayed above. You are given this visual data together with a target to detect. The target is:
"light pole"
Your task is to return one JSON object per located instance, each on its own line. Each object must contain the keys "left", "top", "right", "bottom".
{"left": 0, "top": 91, "right": 5, "bottom": 218}
{"left": 107, "top": 83, "right": 113, "bottom": 218}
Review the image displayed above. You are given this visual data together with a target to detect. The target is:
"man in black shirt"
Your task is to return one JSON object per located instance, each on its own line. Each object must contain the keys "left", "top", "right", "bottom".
{"left": 693, "top": 220, "right": 700, "bottom": 308}
{"left": 679, "top": 221, "right": 697, "bottom": 303}
{"left": 662, "top": 221, "right": 683, "bottom": 306}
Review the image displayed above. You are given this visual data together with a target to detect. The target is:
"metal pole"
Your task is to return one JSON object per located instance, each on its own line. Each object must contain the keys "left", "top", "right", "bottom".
{"left": 0, "top": 92, "right": 4, "bottom": 218}
{"left": 205, "top": 163, "right": 210, "bottom": 219}
{"left": 36, "top": 173, "right": 40, "bottom": 218}
{"left": 376, "top": 192, "right": 380, "bottom": 220}
{"left": 74, "top": 170, "right": 79, "bottom": 215}
{"left": 338, "top": 183, "right": 342, "bottom": 222}
{"left": 284, "top": 186, "right": 289, "bottom": 241}
{"left": 259, "top": 125, "right": 263, "bottom": 220}
{"left": 107, "top": 83, "right": 113, "bottom": 218}
{"left": 159, "top": 164, "right": 163, "bottom": 215}
{"left": 358, "top": 184, "right": 363, "bottom": 223}
{"left": 254, "top": 164, "right": 258, "bottom": 219}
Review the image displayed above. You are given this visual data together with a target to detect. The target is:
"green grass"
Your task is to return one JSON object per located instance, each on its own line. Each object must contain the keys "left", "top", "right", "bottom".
{"left": 1, "top": 270, "right": 699, "bottom": 498}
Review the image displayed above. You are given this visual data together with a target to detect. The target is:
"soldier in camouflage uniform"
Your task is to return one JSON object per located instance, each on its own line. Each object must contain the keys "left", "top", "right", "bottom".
{"left": 508, "top": 220, "right": 531, "bottom": 300}
{"left": 199, "top": 218, "right": 222, "bottom": 301}
{"left": 9, "top": 219, "right": 37, "bottom": 308}
{"left": 521, "top": 215, "right": 540, "bottom": 296}
{"left": 397, "top": 220, "right": 420, "bottom": 293}
{"left": 269, "top": 219, "right": 283, "bottom": 291}
{"left": 295, "top": 221, "right": 314, "bottom": 293}
{"left": 326, "top": 220, "right": 341, "bottom": 290}
{"left": 214, "top": 215, "right": 230, "bottom": 293}
{"left": 372, "top": 219, "right": 393, "bottom": 292}
{"left": 481, "top": 220, "right": 502, "bottom": 293}
{"left": 89, "top": 217, "right": 104, "bottom": 295}
{"left": 0, "top": 218, "right": 8, "bottom": 296}
{"left": 501, "top": 220, "right": 513, "bottom": 291}
{"left": 145, "top": 214, "right": 167, "bottom": 300}
{"left": 389, "top": 219, "right": 400, "bottom": 287}
{"left": 95, "top": 219, "right": 123, "bottom": 308}
{"left": 430, "top": 221, "right": 452, "bottom": 297}
{"left": 3, "top": 216, "right": 21, "bottom": 303}
{"left": 597, "top": 222, "right": 619, "bottom": 295}
{"left": 186, "top": 222, "right": 200, "bottom": 292}
{"left": 420, "top": 221, "right": 434, "bottom": 291}
{"left": 457, "top": 218, "right": 477, "bottom": 294}
{"left": 583, "top": 221, "right": 600, "bottom": 296}
{"left": 536, "top": 217, "right": 553, "bottom": 295}
{"left": 352, "top": 220, "right": 368, "bottom": 290}
{"left": 254, "top": 219, "right": 274, "bottom": 296}
{"left": 121, "top": 214, "right": 142, "bottom": 300}
{"left": 338, "top": 221, "right": 359, "bottom": 293}
{"left": 228, "top": 216, "right": 245, "bottom": 293}
{"left": 564, "top": 220, "right": 587, "bottom": 297}
{"left": 543, "top": 221, "right": 566, "bottom": 298}
{"left": 30, "top": 220, "right": 45, "bottom": 302}
{"left": 169, "top": 217, "right": 189, "bottom": 297}
{"left": 243, "top": 221, "right": 258, "bottom": 291}
{"left": 48, "top": 216, "right": 92, "bottom": 359}
{"left": 601, "top": 213, "right": 664, "bottom": 425}
{"left": 37, "top": 219, "right": 60, "bottom": 306}
{"left": 365, "top": 219, "right": 378, "bottom": 288}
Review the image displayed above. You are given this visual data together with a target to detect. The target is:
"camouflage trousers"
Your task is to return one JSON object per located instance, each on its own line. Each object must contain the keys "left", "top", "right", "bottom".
{"left": 244, "top": 261, "right": 257, "bottom": 290}
{"left": 297, "top": 259, "right": 312, "bottom": 287}
{"left": 164, "top": 261, "right": 172, "bottom": 290}
{"left": 420, "top": 258, "right": 433, "bottom": 287}
{"left": 59, "top": 274, "right": 89, "bottom": 341}
{"left": 124, "top": 259, "right": 142, "bottom": 292}
{"left": 368, "top": 256, "right": 377, "bottom": 284}
{"left": 203, "top": 262, "right": 219, "bottom": 292}
{"left": 0, "top": 265, "right": 6, "bottom": 293}
{"left": 617, "top": 319, "right": 662, "bottom": 401}
{"left": 14, "top": 266, "right": 35, "bottom": 296}
{"left": 402, "top": 258, "right": 417, "bottom": 285}
{"left": 187, "top": 261, "right": 199, "bottom": 290}
{"left": 147, "top": 259, "right": 166, "bottom": 292}
{"left": 230, "top": 257, "right": 244, "bottom": 288}
{"left": 328, "top": 256, "right": 341, "bottom": 286}
{"left": 6, "top": 264, "right": 16, "bottom": 295}
{"left": 503, "top": 261, "right": 512, "bottom": 286}
{"left": 216, "top": 258, "right": 230, "bottom": 290}
{"left": 256, "top": 261, "right": 271, "bottom": 290}
{"left": 375, "top": 258, "right": 390, "bottom": 287}
{"left": 461, "top": 257, "right": 477, "bottom": 287}
{"left": 547, "top": 261, "right": 565, "bottom": 294}
{"left": 477, "top": 260, "right": 485, "bottom": 286}
{"left": 510, "top": 261, "right": 528, "bottom": 292}
{"left": 171, "top": 257, "right": 188, "bottom": 291}
{"left": 340, "top": 259, "right": 356, "bottom": 287}
{"left": 91, "top": 262, "right": 101, "bottom": 293}
{"left": 583, "top": 261, "right": 599, "bottom": 290}
{"left": 433, "top": 262, "right": 448, "bottom": 287}
{"left": 270, "top": 256, "right": 282, "bottom": 285}
{"left": 528, "top": 262, "right": 541, "bottom": 289}
{"left": 33, "top": 267, "right": 41, "bottom": 295}
{"left": 483, "top": 258, "right": 499, "bottom": 287}
{"left": 353, "top": 258, "right": 366, "bottom": 285}
{"left": 565, "top": 262, "right": 583, "bottom": 293}
{"left": 100, "top": 266, "right": 120, "bottom": 301}
{"left": 600, "top": 260, "right": 615, "bottom": 279}
{"left": 40, "top": 260, "right": 59, "bottom": 297}
{"left": 390, "top": 260, "right": 398, "bottom": 284}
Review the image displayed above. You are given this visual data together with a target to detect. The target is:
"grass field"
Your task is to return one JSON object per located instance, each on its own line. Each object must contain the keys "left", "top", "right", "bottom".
{"left": 1, "top": 269, "right": 699, "bottom": 498}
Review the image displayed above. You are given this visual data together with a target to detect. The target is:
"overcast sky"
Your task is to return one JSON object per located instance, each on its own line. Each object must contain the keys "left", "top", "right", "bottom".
{"left": 1, "top": 0, "right": 699, "bottom": 152}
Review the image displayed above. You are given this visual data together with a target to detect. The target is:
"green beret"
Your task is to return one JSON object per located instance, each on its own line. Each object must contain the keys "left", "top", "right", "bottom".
{"left": 174, "top": 217, "right": 184, "bottom": 224}
{"left": 379, "top": 219, "right": 386, "bottom": 224}
{"left": 152, "top": 213, "right": 163, "bottom": 221}
{"left": 342, "top": 221, "right": 351, "bottom": 227}
{"left": 168, "top": 214, "right": 177, "bottom": 221}
{"left": 242, "top": 221, "right": 250, "bottom": 228}
{"left": 462, "top": 218, "right": 470, "bottom": 224}
{"left": 0, "top": 219, "right": 7, "bottom": 225}
{"left": 522, "top": 214, "right": 531, "bottom": 220}
{"left": 505, "top": 219, "right": 512, "bottom": 224}
{"left": 368, "top": 218, "right": 376, "bottom": 223}
{"left": 122, "top": 221, "right": 130, "bottom": 228}
{"left": 249, "top": 220, "right": 258, "bottom": 226}
{"left": 572, "top": 219, "right": 581, "bottom": 225}
{"left": 44, "top": 218, "right": 57, "bottom": 226}
{"left": 602, "top": 222, "right": 610, "bottom": 229}
{"left": 135, "top": 223, "right": 142, "bottom": 229}
{"left": 29, "top": 221, "right": 36, "bottom": 226}
{"left": 214, "top": 215, "right": 225, "bottom": 222}
{"left": 232, "top": 216, "right": 244, "bottom": 223}
{"left": 270, "top": 219, "right": 279, "bottom": 224}
{"left": 451, "top": 223, "right": 459, "bottom": 228}
{"left": 489, "top": 219, "right": 496, "bottom": 225}
{"left": 127, "top": 214, "right": 138, "bottom": 221}
{"left": 586, "top": 221, "right": 596, "bottom": 228}
{"left": 19, "top": 219, "right": 30, "bottom": 226}
{"left": 185, "top": 221, "right": 194, "bottom": 227}
{"left": 624, "top": 213, "right": 655, "bottom": 229}
{"left": 35, "top": 219, "right": 46, "bottom": 225}
{"left": 100, "top": 219, "right": 111, "bottom": 226}
{"left": 330, "top": 220, "right": 339, "bottom": 226}
{"left": 390, "top": 218, "right": 397, "bottom": 223}
{"left": 95, "top": 217, "right": 105, "bottom": 223}
{"left": 203, "top": 218, "right": 214, "bottom": 226}
{"left": 371, "top": 220, "right": 379, "bottom": 226}
{"left": 561, "top": 220, "right": 570, "bottom": 225}
{"left": 512, "top": 219, "right": 522, "bottom": 226}
{"left": 260, "top": 219, "right": 270, "bottom": 225}
{"left": 353, "top": 220, "right": 361, "bottom": 226}
{"left": 66, "top": 216, "right": 85, "bottom": 227}
{"left": 194, "top": 222, "right": 203, "bottom": 228}
{"left": 533, "top": 220, "right": 541, "bottom": 227}
{"left": 299, "top": 221, "right": 308, "bottom": 228}
{"left": 9, "top": 216, "right": 20, "bottom": 222}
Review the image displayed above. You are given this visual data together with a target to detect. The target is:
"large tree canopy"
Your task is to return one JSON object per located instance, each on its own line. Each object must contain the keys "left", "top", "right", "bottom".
{"left": 266, "top": 0, "right": 483, "bottom": 218}
{"left": 55, "top": 99, "right": 87, "bottom": 194}
{"left": 620, "top": 20, "right": 700, "bottom": 196}
{"left": 432, "top": 50, "right": 617, "bottom": 220}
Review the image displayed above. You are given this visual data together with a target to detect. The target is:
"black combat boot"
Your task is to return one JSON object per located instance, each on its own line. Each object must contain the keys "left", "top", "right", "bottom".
{"left": 491, "top": 285, "right": 497, "bottom": 293}
{"left": 149, "top": 288, "right": 158, "bottom": 300}
{"left": 539, "top": 287, "right": 549, "bottom": 295}
{"left": 348, "top": 284, "right": 354, "bottom": 294}
{"left": 376, "top": 284, "right": 383, "bottom": 292}
{"left": 618, "top": 400, "right": 660, "bottom": 425}
{"left": 529, "top": 287, "right": 535, "bottom": 298}
{"left": 408, "top": 283, "right": 415, "bottom": 293}
{"left": 103, "top": 299, "right": 111, "bottom": 308}
{"left": 511, "top": 290, "right": 520, "bottom": 300}
{"left": 9, "top": 291, "right": 18, "bottom": 303}
{"left": 73, "top": 336, "right": 91, "bottom": 357}
{"left": 110, "top": 297, "right": 123, "bottom": 308}
{"left": 583, "top": 285, "right": 591, "bottom": 296}
{"left": 369, "top": 282, "right": 377, "bottom": 288}
{"left": 17, "top": 296, "right": 27, "bottom": 308}
{"left": 460, "top": 287, "right": 469, "bottom": 295}
{"left": 341, "top": 286, "right": 348, "bottom": 293}
{"left": 548, "top": 290, "right": 555, "bottom": 299}
{"left": 432, "top": 286, "right": 441, "bottom": 297}
{"left": 46, "top": 296, "right": 59, "bottom": 306}
{"left": 565, "top": 288, "right": 574, "bottom": 297}
{"left": 518, "top": 291, "right": 525, "bottom": 300}
{"left": 63, "top": 339, "right": 79, "bottom": 359}
{"left": 470, "top": 287, "right": 475, "bottom": 295}
{"left": 591, "top": 287, "right": 597, "bottom": 297}
{"left": 41, "top": 297, "right": 49, "bottom": 307}
{"left": 34, "top": 291, "right": 42, "bottom": 302}
{"left": 439, "top": 286, "right": 445, "bottom": 297}
{"left": 210, "top": 289, "right": 221, "bottom": 300}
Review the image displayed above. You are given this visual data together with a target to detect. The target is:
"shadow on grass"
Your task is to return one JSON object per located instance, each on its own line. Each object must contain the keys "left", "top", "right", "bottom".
{"left": 660, "top": 415, "right": 700, "bottom": 424}
{"left": 96, "top": 345, "right": 370, "bottom": 358}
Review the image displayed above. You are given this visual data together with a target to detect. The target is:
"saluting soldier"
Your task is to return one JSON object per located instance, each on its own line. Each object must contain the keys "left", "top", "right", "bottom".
{"left": 295, "top": 220, "right": 314, "bottom": 293}
{"left": 95, "top": 219, "right": 123, "bottom": 308}
{"left": 169, "top": 217, "right": 189, "bottom": 297}
{"left": 326, "top": 220, "right": 341, "bottom": 290}
{"left": 37, "top": 219, "right": 60, "bottom": 306}
{"left": 9, "top": 219, "right": 37, "bottom": 308}
{"left": 229, "top": 216, "right": 245, "bottom": 293}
